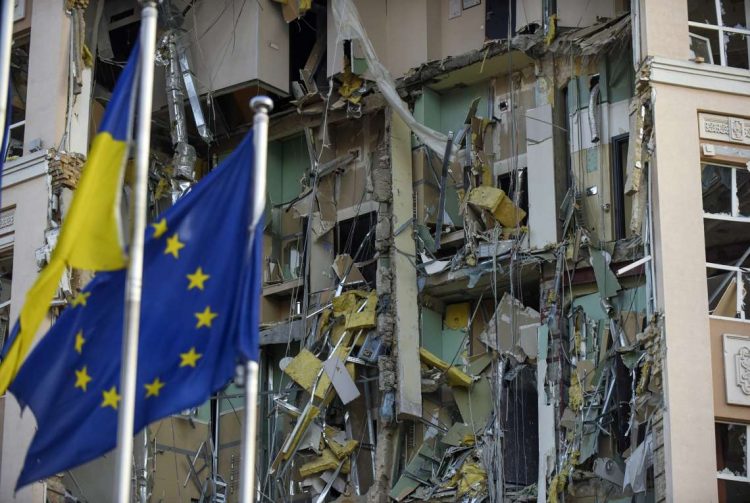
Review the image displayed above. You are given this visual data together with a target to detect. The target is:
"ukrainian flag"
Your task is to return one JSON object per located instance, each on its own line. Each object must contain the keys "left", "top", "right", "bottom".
{"left": 0, "top": 41, "right": 140, "bottom": 393}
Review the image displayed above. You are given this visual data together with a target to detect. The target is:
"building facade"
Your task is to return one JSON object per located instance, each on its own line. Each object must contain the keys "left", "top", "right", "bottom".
{"left": 0, "top": 0, "right": 748, "bottom": 502}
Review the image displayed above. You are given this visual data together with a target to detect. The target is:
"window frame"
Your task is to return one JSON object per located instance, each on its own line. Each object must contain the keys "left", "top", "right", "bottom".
{"left": 703, "top": 162, "right": 750, "bottom": 222}
{"left": 706, "top": 262, "right": 748, "bottom": 319}
{"left": 703, "top": 162, "right": 750, "bottom": 320}
{"left": 688, "top": 0, "right": 750, "bottom": 68}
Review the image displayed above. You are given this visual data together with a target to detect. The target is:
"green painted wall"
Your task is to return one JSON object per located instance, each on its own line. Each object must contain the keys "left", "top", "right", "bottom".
{"left": 414, "top": 87, "right": 442, "bottom": 131}
{"left": 414, "top": 84, "right": 490, "bottom": 228}
{"left": 420, "top": 307, "right": 467, "bottom": 362}
{"left": 267, "top": 134, "right": 308, "bottom": 206}
{"left": 437, "top": 82, "right": 488, "bottom": 135}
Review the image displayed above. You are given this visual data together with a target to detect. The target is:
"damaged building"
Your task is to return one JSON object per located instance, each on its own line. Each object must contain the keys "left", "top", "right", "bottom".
{"left": 0, "top": 0, "right": 749, "bottom": 502}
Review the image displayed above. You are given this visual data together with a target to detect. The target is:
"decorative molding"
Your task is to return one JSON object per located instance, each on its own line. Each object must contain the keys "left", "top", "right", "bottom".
{"left": 648, "top": 57, "right": 750, "bottom": 97}
{"left": 699, "top": 113, "right": 750, "bottom": 145}
{"left": 723, "top": 334, "right": 750, "bottom": 406}
{"left": 0, "top": 208, "right": 15, "bottom": 235}
{"left": 736, "top": 346, "right": 750, "bottom": 395}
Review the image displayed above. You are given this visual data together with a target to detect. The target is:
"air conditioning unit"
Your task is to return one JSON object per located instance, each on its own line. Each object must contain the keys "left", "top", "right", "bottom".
{"left": 180, "top": 0, "right": 289, "bottom": 97}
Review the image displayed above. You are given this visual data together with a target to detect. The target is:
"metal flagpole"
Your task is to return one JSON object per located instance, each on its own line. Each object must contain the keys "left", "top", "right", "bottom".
{"left": 113, "top": 2, "right": 158, "bottom": 502}
{"left": 0, "top": 0, "right": 16, "bottom": 157}
{"left": 239, "top": 96, "right": 273, "bottom": 503}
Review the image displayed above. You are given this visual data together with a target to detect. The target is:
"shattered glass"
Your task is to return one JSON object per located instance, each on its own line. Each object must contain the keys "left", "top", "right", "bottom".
{"left": 715, "top": 423, "right": 747, "bottom": 477}
{"left": 688, "top": 0, "right": 718, "bottom": 24}
{"left": 739, "top": 169, "right": 750, "bottom": 217}
{"left": 724, "top": 31, "right": 750, "bottom": 69}
{"left": 721, "top": 0, "right": 748, "bottom": 29}
{"left": 702, "top": 164, "right": 733, "bottom": 215}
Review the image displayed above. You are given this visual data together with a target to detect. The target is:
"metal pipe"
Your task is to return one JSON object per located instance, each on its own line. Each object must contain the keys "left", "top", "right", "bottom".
{"left": 163, "top": 30, "right": 196, "bottom": 181}
{"left": 239, "top": 95, "right": 273, "bottom": 503}
{"left": 113, "top": 3, "right": 158, "bottom": 502}
{"left": 176, "top": 40, "right": 212, "bottom": 143}
{"left": 0, "top": 0, "right": 15, "bottom": 161}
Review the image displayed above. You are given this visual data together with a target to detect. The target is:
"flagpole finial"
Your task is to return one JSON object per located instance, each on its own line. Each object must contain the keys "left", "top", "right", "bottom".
{"left": 250, "top": 96, "right": 273, "bottom": 115}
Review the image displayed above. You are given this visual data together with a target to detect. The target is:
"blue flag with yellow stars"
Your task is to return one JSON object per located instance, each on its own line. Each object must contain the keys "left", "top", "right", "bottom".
{"left": 9, "top": 130, "right": 263, "bottom": 488}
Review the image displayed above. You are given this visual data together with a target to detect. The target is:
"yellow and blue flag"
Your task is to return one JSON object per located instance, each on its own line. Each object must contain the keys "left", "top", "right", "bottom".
{"left": 10, "top": 128, "right": 263, "bottom": 487}
{"left": 0, "top": 41, "right": 140, "bottom": 393}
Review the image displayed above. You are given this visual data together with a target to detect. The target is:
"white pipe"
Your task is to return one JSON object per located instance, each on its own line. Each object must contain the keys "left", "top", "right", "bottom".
{"left": 113, "top": 3, "right": 158, "bottom": 502}
{"left": 239, "top": 95, "right": 273, "bottom": 503}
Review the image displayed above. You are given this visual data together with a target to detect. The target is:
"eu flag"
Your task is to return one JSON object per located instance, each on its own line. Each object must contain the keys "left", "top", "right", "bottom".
{"left": 9, "top": 129, "right": 262, "bottom": 488}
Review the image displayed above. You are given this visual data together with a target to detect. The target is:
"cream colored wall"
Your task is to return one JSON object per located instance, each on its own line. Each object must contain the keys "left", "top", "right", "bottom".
{"left": 385, "top": 0, "right": 431, "bottom": 78}
{"left": 329, "top": 0, "right": 486, "bottom": 79}
{"left": 710, "top": 318, "right": 750, "bottom": 423}
{"left": 0, "top": 166, "right": 50, "bottom": 502}
{"left": 23, "top": 0, "right": 69, "bottom": 154}
{"left": 650, "top": 83, "right": 750, "bottom": 503}
{"left": 638, "top": 0, "right": 690, "bottom": 60}
{"left": 438, "top": 0, "right": 485, "bottom": 61}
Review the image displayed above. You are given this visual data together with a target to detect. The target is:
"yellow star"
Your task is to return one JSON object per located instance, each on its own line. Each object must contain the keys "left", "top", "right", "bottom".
{"left": 74, "top": 330, "right": 85, "bottom": 354}
{"left": 164, "top": 233, "right": 185, "bottom": 259}
{"left": 179, "top": 347, "right": 202, "bottom": 368}
{"left": 187, "top": 267, "right": 210, "bottom": 290}
{"left": 74, "top": 366, "right": 92, "bottom": 392}
{"left": 151, "top": 218, "right": 168, "bottom": 238}
{"left": 101, "top": 386, "right": 121, "bottom": 409}
{"left": 144, "top": 377, "right": 165, "bottom": 398}
{"left": 195, "top": 306, "right": 218, "bottom": 329}
{"left": 71, "top": 292, "right": 91, "bottom": 307}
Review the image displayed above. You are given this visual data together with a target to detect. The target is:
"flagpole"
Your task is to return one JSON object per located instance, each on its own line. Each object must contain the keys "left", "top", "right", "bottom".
{"left": 113, "top": 2, "right": 158, "bottom": 502}
{"left": 0, "top": 0, "right": 15, "bottom": 157}
{"left": 239, "top": 96, "right": 272, "bottom": 503}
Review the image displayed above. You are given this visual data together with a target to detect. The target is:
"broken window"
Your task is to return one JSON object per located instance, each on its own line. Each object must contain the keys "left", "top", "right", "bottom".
{"left": 688, "top": 0, "right": 750, "bottom": 68}
{"left": 703, "top": 163, "right": 750, "bottom": 319}
{"left": 486, "top": 0, "right": 518, "bottom": 39}
{"left": 716, "top": 422, "right": 750, "bottom": 502}
{"left": 333, "top": 212, "right": 377, "bottom": 287}
{"left": 7, "top": 36, "right": 29, "bottom": 160}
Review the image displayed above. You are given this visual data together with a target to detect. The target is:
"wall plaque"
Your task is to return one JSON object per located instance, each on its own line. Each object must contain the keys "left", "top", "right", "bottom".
{"left": 724, "top": 334, "right": 750, "bottom": 406}
{"left": 699, "top": 113, "right": 750, "bottom": 146}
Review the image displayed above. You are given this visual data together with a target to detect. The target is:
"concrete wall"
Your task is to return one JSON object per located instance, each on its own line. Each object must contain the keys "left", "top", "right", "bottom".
{"left": 649, "top": 82, "right": 750, "bottom": 503}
